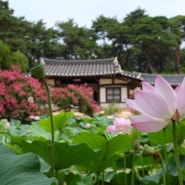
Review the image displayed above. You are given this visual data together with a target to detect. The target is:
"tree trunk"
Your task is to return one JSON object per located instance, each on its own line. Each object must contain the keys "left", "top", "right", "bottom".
{"left": 145, "top": 54, "right": 155, "bottom": 73}
{"left": 173, "top": 47, "right": 181, "bottom": 74}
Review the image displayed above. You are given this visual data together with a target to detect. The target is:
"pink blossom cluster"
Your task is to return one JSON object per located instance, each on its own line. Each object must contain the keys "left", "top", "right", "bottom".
{"left": 0, "top": 67, "right": 100, "bottom": 120}
{"left": 67, "top": 84, "right": 100, "bottom": 115}
{"left": 51, "top": 87, "right": 79, "bottom": 109}
{"left": 51, "top": 84, "right": 100, "bottom": 115}
{"left": 0, "top": 66, "right": 48, "bottom": 121}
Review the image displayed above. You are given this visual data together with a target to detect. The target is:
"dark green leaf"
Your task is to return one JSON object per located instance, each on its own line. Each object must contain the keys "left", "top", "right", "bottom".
{"left": 168, "top": 155, "right": 185, "bottom": 176}
{"left": 39, "top": 111, "right": 73, "bottom": 132}
{"left": 72, "top": 131, "right": 107, "bottom": 149}
{"left": 21, "top": 140, "right": 101, "bottom": 171}
{"left": 0, "top": 145, "right": 58, "bottom": 185}
{"left": 104, "top": 133, "right": 136, "bottom": 160}
{"left": 148, "top": 123, "right": 185, "bottom": 146}
{"left": 55, "top": 142, "right": 101, "bottom": 169}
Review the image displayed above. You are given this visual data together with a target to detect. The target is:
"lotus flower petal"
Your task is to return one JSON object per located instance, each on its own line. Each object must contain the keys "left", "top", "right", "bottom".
{"left": 176, "top": 78, "right": 185, "bottom": 118}
{"left": 135, "top": 90, "right": 172, "bottom": 119}
{"left": 125, "top": 99, "right": 143, "bottom": 113}
{"left": 107, "top": 117, "right": 131, "bottom": 134}
{"left": 114, "top": 118, "right": 131, "bottom": 132}
{"left": 175, "top": 84, "right": 181, "bottom": 94}
{"left": 142, "top": 82, "right": 155, "bottom": 92}
{"left": 106, "top": 125, "right": 116, "bottom": 132}
{"left": 180, "top": 77, "right": 185, "bottom": 89}
{"left": 131, "top": 115, "right": 168, "bottom": 132}
{"left": 155, "top": 75, "right": 176, "bottom": 115}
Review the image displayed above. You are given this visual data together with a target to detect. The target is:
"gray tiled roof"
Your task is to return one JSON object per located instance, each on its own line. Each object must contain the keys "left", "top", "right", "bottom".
{"left": 42, "top": 57, "right": 185, "bottom": 85}
{"left": 141, "top": 73, "right": 185, "bottom": 86}
{"left": 42, "top": 57, "right": 142, "bottom": 80}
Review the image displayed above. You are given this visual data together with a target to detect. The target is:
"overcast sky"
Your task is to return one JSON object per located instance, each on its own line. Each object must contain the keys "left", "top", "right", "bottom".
{"left": 7, "top": 0, "right": 185, "bottom": 28}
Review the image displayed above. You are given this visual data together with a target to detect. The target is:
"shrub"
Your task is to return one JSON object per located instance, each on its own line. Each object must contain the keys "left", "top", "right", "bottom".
{"left": 101, "top": 102, "right": 122, "bottom": 115}
{"left": 0, "top": 41, "right": 28, "bottom": 72}
{"left": 10, "top": 50, "right": 29, "bottom": 72}
{"left": 0, "top": 66, "right": 48, "bottom": 121}
{"left": 67, "top": 84, "right": 100, "bottom": 115}
{"left": 51, "top": 87, "right": 78, "bottom": 111}
{"left": 0, "top": 67, "right": 100, "bottom": 120}
{"left": 51, "top": 84, "right": 100, "bottom": 116}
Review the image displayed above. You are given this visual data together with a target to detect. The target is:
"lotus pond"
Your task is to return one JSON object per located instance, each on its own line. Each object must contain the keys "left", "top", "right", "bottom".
{"left": 1, "top": 110, "right": 185, "bottom": 185}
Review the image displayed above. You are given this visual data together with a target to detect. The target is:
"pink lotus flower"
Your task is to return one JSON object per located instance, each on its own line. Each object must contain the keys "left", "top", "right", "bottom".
{"left": 4, "top": 122, "right": 10, "bottom": 129}
{"left": 85, "top": 123, "right": 91, "bottom": 128}
{"left": 29, "top": 115, "right": 40, "bottom": 120}
{"left": 175, "top": 77, "right": 185, "bottom": 118}
{"left": 107, "top": 117, "right": 131, "bottom": 134}
{"left": 125, "top": 75, "right": 185, "bottom": 132}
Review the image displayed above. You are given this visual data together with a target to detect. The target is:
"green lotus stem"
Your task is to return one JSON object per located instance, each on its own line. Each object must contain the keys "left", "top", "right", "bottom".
{"left": 101, "top": 161, "right": 105, "bottom": 185}
{"left": 131, "top": 151, "right": 136, "bottom": 185}
{"left": 139, "top": 153, "right": 145, "bottom": 177}
{"left": 44, "top": 81, "right": 55, "bottom": 177}
{"left": 172, "top": 119, "right": 183, "bottom": 185}
{"left": 96, "top": 173, "right": 100, "bottom": 185}
{"left": 123, "top": 154, "right": 128, "bottom": 185}
{"left": 159, "top": 153, "right": 166, "bottom": 185}
{"left": 102, "top": 170, "right": 105, "bottom": 185}
{"left": 163, "top": 129, "right": 170, "bottom": 185}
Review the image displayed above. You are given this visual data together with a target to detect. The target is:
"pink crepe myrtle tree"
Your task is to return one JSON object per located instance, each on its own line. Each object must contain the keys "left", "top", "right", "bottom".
{"left": 67, "top": 84, "right": 100, "bottom": 115}
{"left": 0, "top": 66, "right": 100, "bottom": 121}
{"left": 51, "top": 84, "right": 100, "bottom": 116}
{"left": 0, "top": 66, "right": 48, "bottom": 121}
{"left": 51, "top": 86, "right": 79, "bottom": 111}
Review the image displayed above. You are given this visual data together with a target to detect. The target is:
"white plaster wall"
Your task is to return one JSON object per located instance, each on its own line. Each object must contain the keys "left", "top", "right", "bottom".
{"left": 99, "top": 78, "right": 112, "bottom": 84}
{"left": 121, "top": 87, "right": 127, "bottom": 102}
{"left": 100, "top": 103, "right": 127, "bottom": 108}
{"left": 100, "top": 87, "right": 106, "bottom": 102}
{"left": 114, "top": 79, "right": 127, "bottom": 84}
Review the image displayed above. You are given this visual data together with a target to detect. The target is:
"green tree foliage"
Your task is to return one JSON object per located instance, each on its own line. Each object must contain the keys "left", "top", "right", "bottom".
{"left": 10, "top": 50, "right": 29, "bottom": 72}
{"left": 92, "top": 15, "right": 119, "bottom": 58}
{"left": 0, "top": 1, "right": 29, "bottom": 53}
{"left": 1, "top": 1, "right": 185, "bottom": 73}
{"left": 167, "top": 15, "right": 185, "bottom": 73}
{"left": 113, "top": 9, "right": 185, "bottom": 73}
{"left": 0, "top": 0, "right": 14, "bottom": 42}
{"left": 0, "top": 40, "right": 11, "bottom": 69}
{"left": 180, "top": 48, "right": 185, "bottom": 72}
{"left": 0, "top": 1, "right": 62, "bottom": 68}
{"left": 56, "top": 19, "right": 98, "bottom": 59}
{"left": 0, "top": 40, "right": 28, "bottom": 71}
{"left": 26, "top": 20, "right": 61, "bottom": 64}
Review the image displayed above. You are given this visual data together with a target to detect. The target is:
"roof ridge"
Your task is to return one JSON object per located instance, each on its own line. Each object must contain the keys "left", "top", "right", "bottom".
{"left": 42, "top": 57, "right": 115, "bottom": 65}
